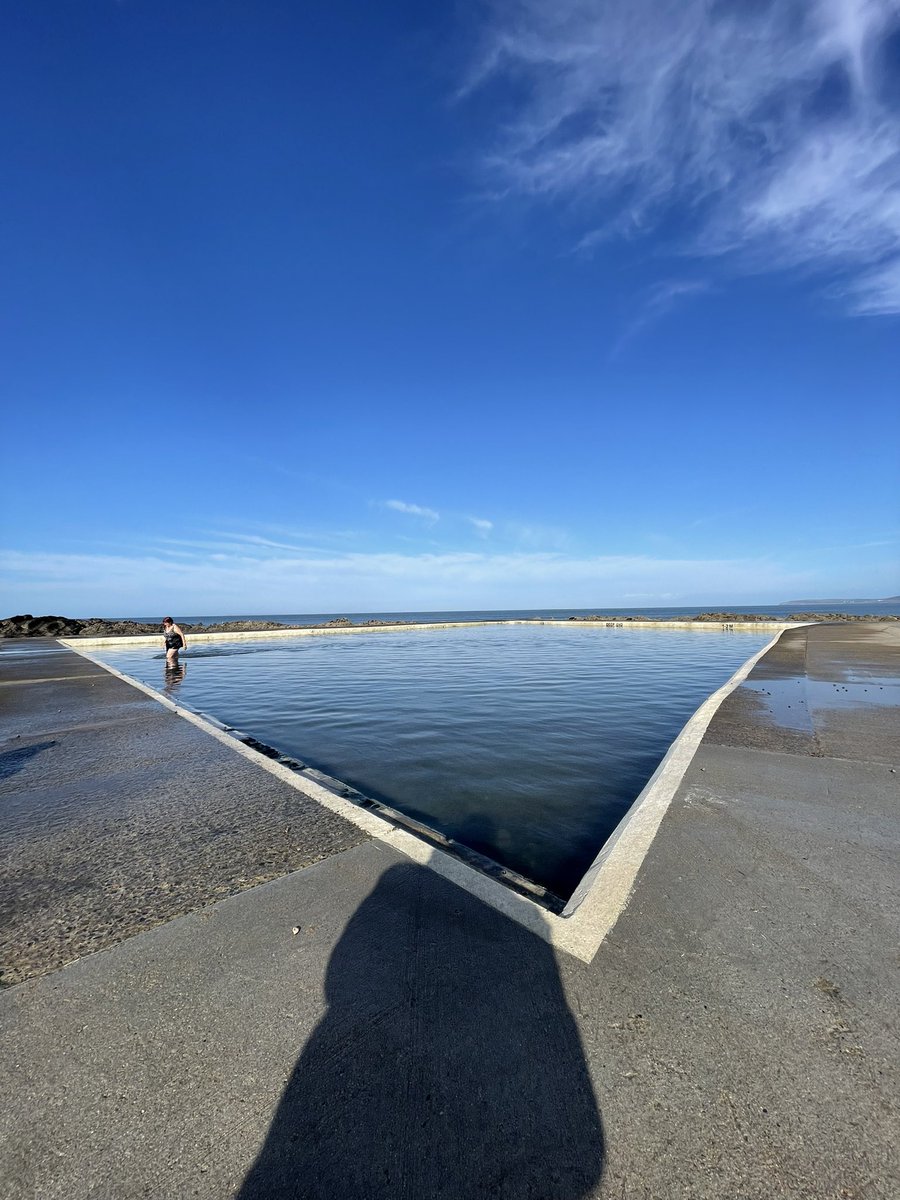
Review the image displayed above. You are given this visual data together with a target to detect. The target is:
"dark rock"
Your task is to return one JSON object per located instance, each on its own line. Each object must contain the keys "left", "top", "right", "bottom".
{"left": 0, "top": 614, "right": 86, "bottom": 638}
{"left": 692, "top": 612, "right": 775, "bottom": 622}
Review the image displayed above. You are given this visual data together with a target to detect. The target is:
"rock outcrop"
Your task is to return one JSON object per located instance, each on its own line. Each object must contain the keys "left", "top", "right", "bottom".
{"left": 0, "top": 614, "right": 404, "bottom": 638}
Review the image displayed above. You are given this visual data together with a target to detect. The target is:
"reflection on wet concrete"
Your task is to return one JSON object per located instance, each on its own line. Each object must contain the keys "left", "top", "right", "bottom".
{"left": 0, "top": 643, "right": 367, "bottom": 986}
{"left": 741, "top": 678, "right": 811, "bottom": 731}
{"left": 742, "top": 676, "right": 900, "bottom": 732}
{"left": 809, "top": 677, "right": 900, "bottom": 708}
{"left": 706, "top": 622, "right": 900, "bottom": 762}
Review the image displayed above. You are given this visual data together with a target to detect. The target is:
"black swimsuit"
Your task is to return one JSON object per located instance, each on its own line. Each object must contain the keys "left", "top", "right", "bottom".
{"left": 165, "top": 632, "right": 183, "bottom": 650}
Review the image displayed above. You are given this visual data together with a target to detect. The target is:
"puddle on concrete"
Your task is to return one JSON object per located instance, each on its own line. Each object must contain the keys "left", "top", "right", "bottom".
{"left": 742, "top": 676, "right": 900, "bottom": 731}
{"left": 741, "top": 679, "right": 810, "bottom": 730}
{"left": 806, "top": 678, "right": 900, "bottom": 709}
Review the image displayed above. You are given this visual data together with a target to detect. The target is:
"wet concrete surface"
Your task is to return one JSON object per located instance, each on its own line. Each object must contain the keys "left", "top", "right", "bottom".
{"left": 706, "top": 621, "right": 900, "bottom": 763}
{"left": 0, "top": 640, "right": 366, "bottom": 986}
{"left": 1, "top": 624, "right": 898, "bottom": 1198}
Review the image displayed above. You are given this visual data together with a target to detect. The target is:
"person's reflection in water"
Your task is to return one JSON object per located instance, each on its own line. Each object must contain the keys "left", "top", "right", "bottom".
{"left": 237, "top": 861, "right": 604, "bottom": 1199}
{"left": 163, "top": 660, "right": 186, "bottom": 697}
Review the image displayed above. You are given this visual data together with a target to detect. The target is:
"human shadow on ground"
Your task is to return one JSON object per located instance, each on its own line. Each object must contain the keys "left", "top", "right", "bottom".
{"left": 0, "top": 740, "right": 57, "bottom": 782}
{"left": 237, "top": 860, "right": 604, "bottom": 1199}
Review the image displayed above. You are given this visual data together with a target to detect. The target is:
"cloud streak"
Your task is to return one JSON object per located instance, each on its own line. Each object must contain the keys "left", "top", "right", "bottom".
{"left": 468, "top": 0, "right": 900, "bottom": 313}
{"left": 612, "top": 278, "right": 711, "bottom": 355}
{"left": 383, "top": 499, "right": 441, "bottom": 523}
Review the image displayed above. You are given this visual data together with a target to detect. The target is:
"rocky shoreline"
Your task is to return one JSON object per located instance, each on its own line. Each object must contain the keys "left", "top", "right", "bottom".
{"left": 2, "top": 611, "right": 897, "bottom": 638}
{"left": 0, "top": 614, "right": 404, "bottom": 639}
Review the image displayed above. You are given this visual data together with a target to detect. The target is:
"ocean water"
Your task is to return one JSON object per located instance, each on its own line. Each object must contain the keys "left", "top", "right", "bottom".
{"left": 95, "top": 623, "right": 773, "bottom": 901}
{"left": 129, "top": 602, "right": 900, "bottom": 625}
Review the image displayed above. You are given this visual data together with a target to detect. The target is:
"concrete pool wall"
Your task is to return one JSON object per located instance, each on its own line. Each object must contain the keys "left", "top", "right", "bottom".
{"left": 60, "top": 616, "right": 793, "bottom": 648}
{"left": 61, "top": 621, "right": 802, "bottom": 962}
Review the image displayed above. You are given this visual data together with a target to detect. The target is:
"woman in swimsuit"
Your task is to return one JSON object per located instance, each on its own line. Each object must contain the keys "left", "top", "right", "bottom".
{"left": 162, "top": 616, "right": 187, "bottom": 664}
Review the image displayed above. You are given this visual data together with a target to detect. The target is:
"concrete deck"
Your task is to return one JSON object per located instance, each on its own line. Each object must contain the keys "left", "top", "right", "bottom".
{"left": 1, "top": 623, "right": 898, "bottom": 1198}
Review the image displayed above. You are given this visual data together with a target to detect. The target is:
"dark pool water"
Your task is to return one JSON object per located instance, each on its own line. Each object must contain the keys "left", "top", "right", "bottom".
{"left": 95, "top": 625, "right": 772, "bottom": 900}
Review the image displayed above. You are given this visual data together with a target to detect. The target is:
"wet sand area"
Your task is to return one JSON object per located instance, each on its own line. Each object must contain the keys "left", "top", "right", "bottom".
{"left": 1, "top": 623, "right": 899, "bottom": 1198}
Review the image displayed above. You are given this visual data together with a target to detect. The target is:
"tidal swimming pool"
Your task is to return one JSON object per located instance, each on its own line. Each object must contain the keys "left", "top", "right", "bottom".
{"left": 93, "top": 625, "right": 773, "bottom": 902}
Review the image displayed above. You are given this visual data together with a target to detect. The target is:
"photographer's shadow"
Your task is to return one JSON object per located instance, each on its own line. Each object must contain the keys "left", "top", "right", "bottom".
{"left": 238, "top": 859, "right": 604, "bottom": 1199}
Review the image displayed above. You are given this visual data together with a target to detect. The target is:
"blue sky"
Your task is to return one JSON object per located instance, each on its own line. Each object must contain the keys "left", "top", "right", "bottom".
{"left": 2, "top": 0, "right": 899, "bottom": 616}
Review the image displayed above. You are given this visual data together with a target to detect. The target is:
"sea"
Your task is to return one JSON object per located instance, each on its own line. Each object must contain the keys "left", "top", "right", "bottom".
{"left": 130, "top": 601, "right": 900, "bottom": 625}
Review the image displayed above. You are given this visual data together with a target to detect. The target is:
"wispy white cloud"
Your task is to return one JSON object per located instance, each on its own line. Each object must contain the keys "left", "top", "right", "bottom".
{"left": 155, "top": 534, "right": 330, "bottom": 557}
{"left": 612, "top": 278, "right": 711, "bottom": 354}
{"left": 207, "top": 532, "right": 328, "bottom": 554}
{"left": 468, "top": 516, "right": 494, "bottom": 536}
{"left": 220, "top": 521, "right": 362, "bottom": 542}
{"left": 382, "top": 499, "right": 441, "bottom": 523}
{"left": 468, "top": 0, "right": 900, "bottom": 313}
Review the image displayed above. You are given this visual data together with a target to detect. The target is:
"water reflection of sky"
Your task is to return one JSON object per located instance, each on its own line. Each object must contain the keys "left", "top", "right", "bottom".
{"left": 742, "top": 676, "right": 900, "bottom": 730}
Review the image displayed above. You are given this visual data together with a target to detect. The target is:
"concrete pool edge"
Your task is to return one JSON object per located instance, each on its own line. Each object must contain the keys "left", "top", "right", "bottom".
{"left": 60, "top": 617, "right": 793, "bottom": 648}
{"left": 558, "top": 626, "right": 805, "bottom": 935}
{"left": 63, "top": 624, "right": 803, "bottom": 963}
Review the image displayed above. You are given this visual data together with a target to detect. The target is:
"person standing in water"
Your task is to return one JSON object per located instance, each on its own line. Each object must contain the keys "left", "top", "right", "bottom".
{"left": 162, "top": 616, "right": 187, "bottom": 664}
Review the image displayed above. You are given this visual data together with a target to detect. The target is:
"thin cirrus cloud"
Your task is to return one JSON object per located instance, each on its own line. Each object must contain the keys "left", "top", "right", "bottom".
{"left": 612, "top": 278, "right": 712, "bottom": 355}
{"left": 382, "top": 499, "right": 441, "bottom": 523}
{"left": 466, "top": 0, "right": 900, "bottom": 314}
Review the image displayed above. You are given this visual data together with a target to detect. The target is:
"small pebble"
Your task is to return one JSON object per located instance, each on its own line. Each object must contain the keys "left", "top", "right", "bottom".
{"left": 291, "top": 926, "right": 300, "bottom": 936}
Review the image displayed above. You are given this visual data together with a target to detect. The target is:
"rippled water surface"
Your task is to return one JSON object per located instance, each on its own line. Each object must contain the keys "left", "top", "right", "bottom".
{"left": 95, "top": 626, "right": 772, "bottom": 899}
